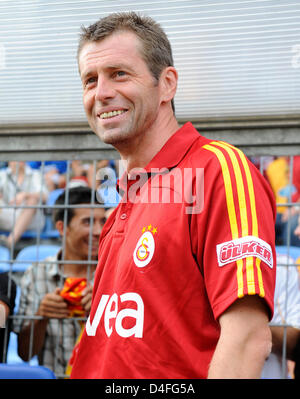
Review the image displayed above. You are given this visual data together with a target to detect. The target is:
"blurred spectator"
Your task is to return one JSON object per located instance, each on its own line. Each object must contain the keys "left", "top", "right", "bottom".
{"left": 86, "top": 160, "right": 110, "bottom": 188}
{"left": 27, "top": 161, "right": 67, "bottom": 192}
{"left": 68, "top": 160, "right": 120, "bottom": 207}
{"left": 65, "top": 160, "right": 110, "bottom": 189}
{"left": 292, "top": 156, "right": 300, "bottom": 204}
{"left": 0, "top": 273, "right": 16, "bottom": 362}
{"left": 266, "top": 156, "right": 300, "bottom": 246}
{"left": 294, "top": 214, "right": 300, "bottom": 242}
{"left": 94, "top": 160, "right": 120, "bottom": 208}
{"left": 13, "top": 187, "right": 106, "bottom": 376}
{"left": 0, "top": 161, "right": 48, "bottom": 248}
{"left": 261, "top": 253, "right": 300, "bottom": 378}
{"left": 67, "top": 161, "right": 90, "bottom": 189}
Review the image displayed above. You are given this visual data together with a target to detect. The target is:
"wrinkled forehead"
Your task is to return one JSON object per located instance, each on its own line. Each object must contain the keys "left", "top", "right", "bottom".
{"left": 78, "top": 31, "right": 144, "bottom": 73}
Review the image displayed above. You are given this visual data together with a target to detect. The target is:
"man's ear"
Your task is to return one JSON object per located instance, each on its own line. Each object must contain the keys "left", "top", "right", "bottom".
{"left": 159, "top": 66, "right": 178, "bottom": 105}
{"left": 55, "top": 220, "right": 65, "bottom": 237}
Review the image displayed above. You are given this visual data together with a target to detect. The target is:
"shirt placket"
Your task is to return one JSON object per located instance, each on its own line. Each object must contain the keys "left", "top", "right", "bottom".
{"left": 116, "top": 173, "right": 147, "bottom": 233}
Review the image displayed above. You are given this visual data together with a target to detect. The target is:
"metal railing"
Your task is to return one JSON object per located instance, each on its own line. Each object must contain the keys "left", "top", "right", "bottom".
{"left": 0, "top": 147, "right": 299, "bottom": 379}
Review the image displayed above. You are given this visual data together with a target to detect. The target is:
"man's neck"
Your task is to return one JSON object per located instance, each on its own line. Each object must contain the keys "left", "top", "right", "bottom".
{"left": 118, "top": 113, "right": 179, "bottom": 172}
{"left": 59, "top": 252, "right": 96, "bottom": 278}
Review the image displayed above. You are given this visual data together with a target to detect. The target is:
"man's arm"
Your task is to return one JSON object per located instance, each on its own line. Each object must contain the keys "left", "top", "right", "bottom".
{"left": 18, "top": 288, "right": 69, "bottom": 360}
{"left": 0, "top": 300, "right": 9, "bottom": 327}
{"left": 207, "top": 295, "right": 272, "bottom": 379}
{"left": 270, "top": 326, "right": 300, "bottom": 360}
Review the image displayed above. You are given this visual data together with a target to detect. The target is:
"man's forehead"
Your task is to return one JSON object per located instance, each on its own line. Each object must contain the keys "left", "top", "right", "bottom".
{"left": 73, "top": 206, "right": 105, "bottom": 217}
{"left": 78, "top": 31, "right": 142, "bottom": 72}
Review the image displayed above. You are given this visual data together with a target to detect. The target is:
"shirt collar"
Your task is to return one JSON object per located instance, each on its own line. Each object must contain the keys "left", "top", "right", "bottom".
{"left": 48, "top": 249, "right": 63, "bottom": 279}
{"left": 117, "top": 122, "right": 200, "bottom": 193}
{"left": 144, "top": 122, "right": 200, "bottom": 171}
{"left": 48, "top": 249, "right": 97, "bottom": 281}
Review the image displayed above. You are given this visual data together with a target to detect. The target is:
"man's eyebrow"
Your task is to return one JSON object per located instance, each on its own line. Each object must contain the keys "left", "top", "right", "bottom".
{"left": 81, "top": 69, "right": 94, "bottom": 81}
{"left": 81, "top": 63, "right": 134, "bottom": 80}
{"left": 107, "top": 63, "right": 132, "bottom": 70}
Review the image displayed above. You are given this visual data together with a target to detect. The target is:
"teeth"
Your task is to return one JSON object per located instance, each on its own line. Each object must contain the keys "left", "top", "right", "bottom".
{"left": 100, "top": 110, "right": 126, "bottom": 119}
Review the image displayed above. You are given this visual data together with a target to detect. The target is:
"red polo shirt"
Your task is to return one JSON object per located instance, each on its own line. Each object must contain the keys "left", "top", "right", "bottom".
{"left": 71, "top": 122, "right": 276, "bottom": 379}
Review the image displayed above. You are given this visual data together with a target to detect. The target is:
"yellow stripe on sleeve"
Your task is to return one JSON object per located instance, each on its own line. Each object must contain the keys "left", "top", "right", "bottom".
{"left": 202, "top": 144, "right": 239, "bottom": 238}
{"left": 255, "top": 259, "right": 265, "bottom": 297}
{"left": 216, "top": 141, "right": 265, "bottom": 297}
{"left": 211, "top": 142, "right": 256, "bottom": 295}
{"left": 219, "top": 142, "right": 258, "bottom": 236}
{"left": 203, "top": 143, "right": 244, "bottom": 297}
{"left": 210, "top": 142, "right": 248, "bottom": 237}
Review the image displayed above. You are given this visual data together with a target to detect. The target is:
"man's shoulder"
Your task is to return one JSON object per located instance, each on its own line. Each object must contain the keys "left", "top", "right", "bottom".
{"left": 184, "top": 132, "right": 231, "bottom": 166}
{"left": 21, "top": 251, "right": 61, "bottom": 282}
{"left": 187, "top": 133, "right": 249, "bottom": 168}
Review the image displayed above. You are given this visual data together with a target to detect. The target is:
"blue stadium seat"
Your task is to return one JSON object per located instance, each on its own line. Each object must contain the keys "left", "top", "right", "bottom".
{"left": 12, "top": 244, "right": 60, "bottom": 272}
{"left": 6, "top": 287, "right": 39, "bottom": 366}
{"left": 6, "top": 330, "right": 38, "bottom": 366}
{"left": 0, "top": 363, "right": 56, "bottom": 379}
{"left": 0, "top": 245, "right": 11, "bottom": 273}
{"left": 46, "top": 188, "right": 64, "bottom": 206}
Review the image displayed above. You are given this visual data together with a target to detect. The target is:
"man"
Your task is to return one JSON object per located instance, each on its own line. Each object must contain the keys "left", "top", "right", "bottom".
{"left": 71, "top": 12, "right": 276, "bottom": 379}
{"left": 261, "top": 253, "right": 300, "bottom": 378}
{"left": 294, "top": 213, "right": 300, "bottom": 241}
{"left": 0, "top": 161, "right": 48, "bottom": 248}
{"left": 13, "top": 187, "right": 106, "bottom": 376}
{"left": 0, "top": 273, "right": 16, "bottom": 362}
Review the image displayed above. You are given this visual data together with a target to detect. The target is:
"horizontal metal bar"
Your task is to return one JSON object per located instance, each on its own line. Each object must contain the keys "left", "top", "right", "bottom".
{"left": 0, "top": 117, "right": 299, "bottom": 159}
{"left": 0, "top": 203, "right": 107, "bottom": 210}
{"left": 4, "top": 259, "right": 98, "bottom": 265}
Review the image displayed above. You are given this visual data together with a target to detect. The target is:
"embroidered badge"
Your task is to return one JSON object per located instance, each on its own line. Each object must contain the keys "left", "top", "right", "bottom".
{"left": 133, "top": 225, "right": 157, "bottom": 267}
{"left": 216, "top": 235, "right": 273, "bottom": 269}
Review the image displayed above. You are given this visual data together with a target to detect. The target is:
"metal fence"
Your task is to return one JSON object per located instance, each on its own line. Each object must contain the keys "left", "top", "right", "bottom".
{"left": 0, "top": 149, "right": 299, "bottom": 379}
{"left": 0, "top": 159, "right": 113, "bottom": 378}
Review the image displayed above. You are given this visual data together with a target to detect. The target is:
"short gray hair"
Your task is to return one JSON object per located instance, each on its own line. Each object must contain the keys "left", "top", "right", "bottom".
{"left": 77, "top": 12, "right": 175, "bottom": 112}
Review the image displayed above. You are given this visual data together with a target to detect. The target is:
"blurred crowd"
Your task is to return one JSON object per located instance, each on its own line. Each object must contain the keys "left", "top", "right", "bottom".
{"left": 251, "top": 155, "right": 300, "bottom": 247}
{"left": 0, "top": 156, "right": 299, "bottom": 379}
{"left": 0, "top": 160, "right": 119, "bottom": 249}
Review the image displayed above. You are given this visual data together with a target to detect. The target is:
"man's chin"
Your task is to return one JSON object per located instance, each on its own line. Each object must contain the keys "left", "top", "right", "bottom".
{"left": 92, "top": 123, "right": 130, "bottom": 146}
{"left": 83, "top": 253, "right": 98, "bottom": 260}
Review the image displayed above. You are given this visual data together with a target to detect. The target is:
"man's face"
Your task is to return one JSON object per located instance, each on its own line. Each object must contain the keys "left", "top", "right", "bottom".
{"left": 78, "top": 31, "right": 163, "bottom": 149}
{"left": 64, "top": 206, "right": 106, "bottom": 260}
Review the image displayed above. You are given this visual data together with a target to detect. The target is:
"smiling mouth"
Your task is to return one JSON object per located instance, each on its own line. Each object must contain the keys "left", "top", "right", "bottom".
{"left": 98, "top": 109, "right": 128, "bottom": 119}
{"left": 84, "top": 240, "right": 99, "bottom": 249}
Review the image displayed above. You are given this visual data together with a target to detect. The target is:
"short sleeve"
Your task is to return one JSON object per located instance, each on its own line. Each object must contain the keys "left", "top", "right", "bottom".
{"left": 193, "top": 141, "right": 277, "bottom": 320}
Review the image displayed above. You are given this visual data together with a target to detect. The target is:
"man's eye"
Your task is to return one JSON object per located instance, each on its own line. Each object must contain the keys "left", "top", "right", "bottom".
{"left": 85, "top": 77, "right": 97, "bottom": 87}
{"left": 115, "top": 71, "right": 126, "bottom": 78}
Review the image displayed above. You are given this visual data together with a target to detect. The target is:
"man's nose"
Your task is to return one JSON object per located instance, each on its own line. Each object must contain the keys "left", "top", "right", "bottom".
{"left": 95, "top": 76, "right": 115, "bottom": 102}
{"left": 92, "top": 220, "right": 104, "bottom": 235}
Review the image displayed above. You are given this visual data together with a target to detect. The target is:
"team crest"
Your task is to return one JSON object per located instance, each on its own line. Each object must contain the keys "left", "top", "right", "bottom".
{"left": 133, "top": 225, "right": 157, "bottom": 267}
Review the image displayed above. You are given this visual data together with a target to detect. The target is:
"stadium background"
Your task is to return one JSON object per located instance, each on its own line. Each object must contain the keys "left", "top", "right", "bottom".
{"left": 0, "top": 0, "right": 299, "bottom": 379}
